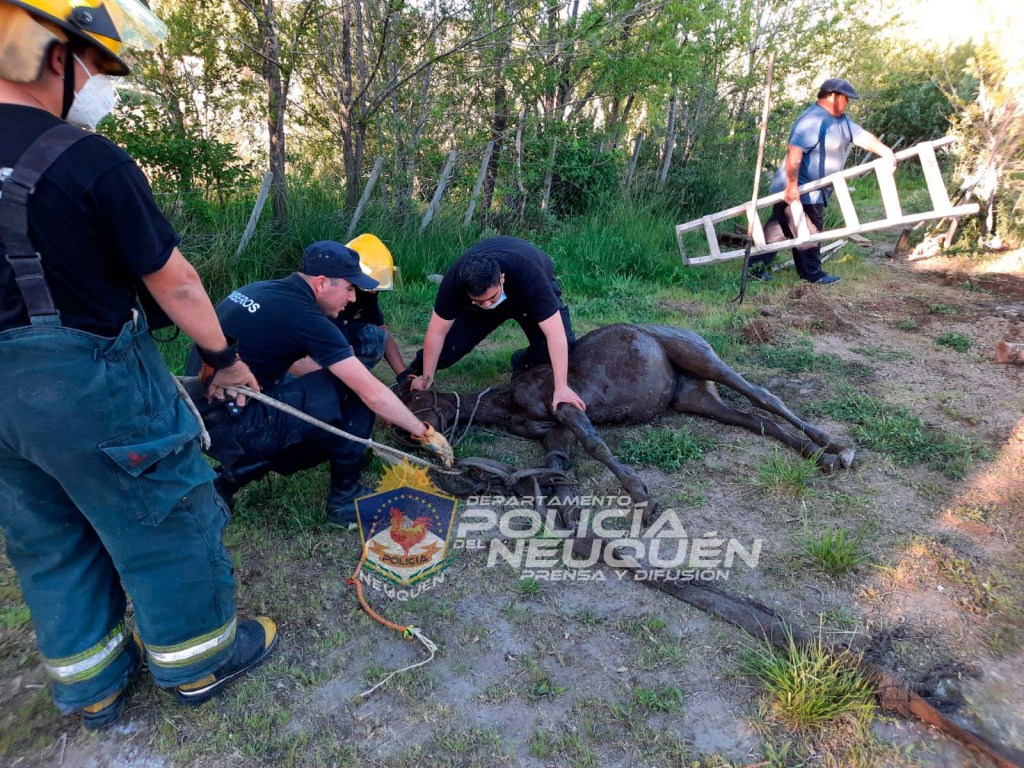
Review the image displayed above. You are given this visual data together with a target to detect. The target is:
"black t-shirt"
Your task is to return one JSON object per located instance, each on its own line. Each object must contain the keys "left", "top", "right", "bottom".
{"left": 340, "top": 290, "right": 385, "bottom": 326}
{"left": 0, "top": 105, "right": 180, "bottom": 335}
{"left": 434, "top": 237, "right": 562, "bottom": 323}
{"left": 212, "top": 273, "right": 354, "bottom": 388}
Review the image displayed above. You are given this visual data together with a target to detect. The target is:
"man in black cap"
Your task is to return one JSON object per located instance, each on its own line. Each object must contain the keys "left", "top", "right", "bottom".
{"left": 403, "top": 236, "right": 586, "bottom": 413}
{"left": 750, "top": 77, "right": 895, "bottom": 284}
{"left": 187, "top": 241, "right": 453, "bottom": 528}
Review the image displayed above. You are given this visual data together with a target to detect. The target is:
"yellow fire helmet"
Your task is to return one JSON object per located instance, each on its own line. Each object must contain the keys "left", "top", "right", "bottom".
{"left": 347, "top": 233, "right": 397, "bottom": 292}
{"left": 0, "top": 0, "right": 166, "bottom": 81}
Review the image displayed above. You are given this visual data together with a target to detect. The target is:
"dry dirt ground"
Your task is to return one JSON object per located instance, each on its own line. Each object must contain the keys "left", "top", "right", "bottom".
{"left": 2, "top": 247, "right": 1024, "bottom": 768}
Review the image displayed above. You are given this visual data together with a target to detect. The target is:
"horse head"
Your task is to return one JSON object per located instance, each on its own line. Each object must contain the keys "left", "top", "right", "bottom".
{"left": 400, "top": 387, "right": 461, "bottom": 435}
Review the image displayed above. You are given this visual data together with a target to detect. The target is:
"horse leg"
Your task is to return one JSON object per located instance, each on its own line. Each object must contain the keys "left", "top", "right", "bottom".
{"left": 553, "top": 405, "right": 654, "bottom": 521}
{"left": 646, "top": 326, "right": 853, "bottom": 465}
{"left": 542, "top": 427, "right": 576, "bottom": 471}
{"left": 671, "top": 378, "right": 843, "bottom": 473}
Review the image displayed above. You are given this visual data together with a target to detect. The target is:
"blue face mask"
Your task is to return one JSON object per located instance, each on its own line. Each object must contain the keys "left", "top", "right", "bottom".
{"left": 480, "top": 291, "right": 507, "bottom": 310}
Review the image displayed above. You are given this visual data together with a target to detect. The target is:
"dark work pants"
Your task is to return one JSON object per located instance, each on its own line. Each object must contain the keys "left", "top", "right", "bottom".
{"left": 409, "top": 304, "right": 576, "bottom": 375}
{"left": 342, "top": 321, "right": 387, "bottom": 370}
{"left": 206, "top": 369, "right": 374, "bottom": 507}
{"left": 750, "top": 201, "right": 827, "bottom": 282}
{"left": 0, "top": 314, "right": 237, "bottom": 712}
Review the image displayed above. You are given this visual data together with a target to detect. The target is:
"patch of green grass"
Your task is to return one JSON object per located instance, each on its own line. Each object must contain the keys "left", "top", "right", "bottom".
{"left": 819, "top": 605, "right": 859, "bottom": 628}
{"left": 935, "top": 331, "right": 972, "bottom": 352}
{"left": 632, "top": 685, "right": 684, "bottom": 713}
{"left": 620, "top": 425, "right": 716, "bottom": 471}
{"left": 815, "top": 394, "right": 991, "bottom": 479}
{"left": 752, "top": 338, "right": 873, "bottom": 379}
{"left": 895, "top": 317, "right": 918, "bottom": 330}
{"left": 737, "top": 631, "right": 875, "bottom": 731}
{"left": 522, "top": 656, "right": 566, "bottom": 700}
{"left": 0, "top": 603, "right": 30, "bottom": 629}
{"left": 755, "top": 452, "right": 820, "bottom": 497}
{"left": 797, "top": 527, "right": 871, "bottom": 577}
{"left": 927, "top": 303, "right": 958, "bottom": 315}
{"left": 575, "top": 607, "right": 601, "bottom": 626}
{"left": 515, "top": 576, "right": 541, "bottom": 598}
{"left": 0, "top": 689, "right": 60, "bottom": 759}
{"left": 528, "top": 728, "right": 596, "bottom": 766}
{"left": 676, "top": 485, "right": 711, "bottom": 507}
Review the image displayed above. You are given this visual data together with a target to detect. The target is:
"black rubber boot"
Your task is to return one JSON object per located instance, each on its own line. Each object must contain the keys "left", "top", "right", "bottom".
{"left": 326, "top": 458, "right": 372, "bottom": 530}
{"left": 213, "top": 460, "right": 273, "bottom": 510}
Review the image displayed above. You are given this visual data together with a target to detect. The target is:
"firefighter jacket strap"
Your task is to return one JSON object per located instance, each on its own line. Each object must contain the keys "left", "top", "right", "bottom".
{"left": 0, "top": 123, "right": 91, "bottom": 327}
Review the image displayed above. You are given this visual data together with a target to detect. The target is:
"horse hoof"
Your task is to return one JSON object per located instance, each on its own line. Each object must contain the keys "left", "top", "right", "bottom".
{"left": 839, "top": 448, "right": 856, "bottom": 468}
{"left": 817, "top": 453, "right": 841, "bottom": 474}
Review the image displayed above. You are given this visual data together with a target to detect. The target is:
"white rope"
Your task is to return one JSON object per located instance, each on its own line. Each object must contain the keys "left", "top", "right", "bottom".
{"left": 453, "top": 388, "right": 493, "bottom": 447}
{"left": 174, "top": 376, "right": 211, "bottom": 450}
{"left": 230, "top": 385, "right": 459, "bottom": 474}
{"left": 358, "top": 627, "right": 439, "bottom": 698}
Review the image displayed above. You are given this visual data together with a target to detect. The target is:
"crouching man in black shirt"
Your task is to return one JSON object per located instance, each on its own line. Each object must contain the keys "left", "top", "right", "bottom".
{"left": 188, "top": 242, "right": 453, "bottom": 528}
{"left": 405, "top": 236, "right": 586, "bottom": 412}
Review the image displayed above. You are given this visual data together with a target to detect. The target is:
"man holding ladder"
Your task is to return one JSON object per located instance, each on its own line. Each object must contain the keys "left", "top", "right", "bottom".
{"left": 750, "top": 78, "right": 895, "bottom": 284}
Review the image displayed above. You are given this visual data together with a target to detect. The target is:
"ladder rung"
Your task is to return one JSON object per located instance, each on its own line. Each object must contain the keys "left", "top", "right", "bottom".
{"left": 789, "top": 200, "right": 810, "bottom": 240}
{"left": 918, "top": 142, "right": 952, "bottom": 211}
{"left": 875, "top": 161, "right": 902, "bottom": 220}
{"left": 749, "top": 202, "right": 766, "bottom": 247}
{"left": 703, "top": 217, "right": 721, "bottom": 259}
{"left": 831, "top": 176, "right": 860, "bottom": 229}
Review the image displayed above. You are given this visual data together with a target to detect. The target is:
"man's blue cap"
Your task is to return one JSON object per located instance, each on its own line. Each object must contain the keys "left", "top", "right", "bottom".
{"left": 820, "top": 78, "right": 859, "bottom": 99}
{"left": 301, "top": 241, "right": 379, "bottom": 290}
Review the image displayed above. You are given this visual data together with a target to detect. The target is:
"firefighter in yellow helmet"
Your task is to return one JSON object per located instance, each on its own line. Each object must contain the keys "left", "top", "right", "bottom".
{"left": 0, "top": 0, "right": 277, "bottom": 729}
{"left": 339, "top": 233, "right": 409, "bottom": 376}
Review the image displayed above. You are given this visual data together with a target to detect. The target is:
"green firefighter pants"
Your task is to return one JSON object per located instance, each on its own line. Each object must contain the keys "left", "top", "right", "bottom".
{"left": 0, "top": 314, "right": 238, "bottom": 713}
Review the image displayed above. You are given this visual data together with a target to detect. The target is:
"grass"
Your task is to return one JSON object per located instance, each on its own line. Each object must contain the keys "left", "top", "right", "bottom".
{"left": 797, "top": 527, "right": 871, "bottom": 577}
{"left": 737, "top": 630, "right": 875, "bottom": 731}
{"left": 620, "top": 425, "right": 716, "bottom": 471}
{"left": 751, "top": 338, "right": 873, "bottom": 379}
{"left": 632, "top": 685, "right": 684, "bottom": 713}
{"left": 814, "top": 393, "right": 991, "bottom": 479}
{"left": 935, "top": 331, "right": 972, "bottom": 352}
{"left": 0, "top": 603, "right": 30, "bottom": 630}
{"left": 754, "top": 452, "right": 820, "bottom": 497}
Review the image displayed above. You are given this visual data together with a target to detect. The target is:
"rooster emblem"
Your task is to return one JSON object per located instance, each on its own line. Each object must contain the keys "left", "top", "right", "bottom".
{"left": 388, "top": 507, "right": 433, "bottom": 554}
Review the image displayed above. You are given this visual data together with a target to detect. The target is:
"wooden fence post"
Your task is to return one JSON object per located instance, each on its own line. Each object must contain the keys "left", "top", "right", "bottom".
{"left": 347, "top": 157, "right": 384, "bottom": 238}
{"left": 420, "top": 149, "right": 458, "bottom": 232}
{"left": 625, "top": 132, "right": 644, "bottom": 188}
{"left": 541, "top": 137, "right": 558, "bottom": 212}
{"left": 463, "top": 141, "right": 495, "bottom": 227}
{"left": 235, "top": 171, "right": 274, "bottom": 258}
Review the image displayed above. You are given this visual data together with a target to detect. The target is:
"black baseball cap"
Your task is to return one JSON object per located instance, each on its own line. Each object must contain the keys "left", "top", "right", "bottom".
{"left": 820, "top": 78, "right": 859, "bottom": 99}
{"left": 301, "top": 241, "right": 379, "bottom": 290}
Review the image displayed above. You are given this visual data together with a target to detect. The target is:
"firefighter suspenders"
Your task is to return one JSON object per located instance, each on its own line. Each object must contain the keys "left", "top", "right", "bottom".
{"left": 0, "top": 123, "right": 91, "bottom": 328}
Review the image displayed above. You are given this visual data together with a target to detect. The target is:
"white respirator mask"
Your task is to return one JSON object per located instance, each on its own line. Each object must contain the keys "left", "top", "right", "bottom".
{"left": 66, "top": 55, "right": 118, "bottom": 130}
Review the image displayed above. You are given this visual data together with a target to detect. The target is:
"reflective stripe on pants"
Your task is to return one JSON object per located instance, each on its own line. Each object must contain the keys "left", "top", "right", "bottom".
{"left": 0, "top": 313, "right": 238, "bottom": 712}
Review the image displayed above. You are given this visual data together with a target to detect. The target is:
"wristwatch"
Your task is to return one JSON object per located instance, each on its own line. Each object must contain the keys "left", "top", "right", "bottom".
{"left": 197, "top": 343, "right": 239, "bottom": 371}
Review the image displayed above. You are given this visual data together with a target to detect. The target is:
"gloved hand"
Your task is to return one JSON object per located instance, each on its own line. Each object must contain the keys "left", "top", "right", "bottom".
{"left": 412, "top": 422, "right": 454, "bottom": 468}
{"left": 200, "top": 359, "right": 260, "bottom": 406}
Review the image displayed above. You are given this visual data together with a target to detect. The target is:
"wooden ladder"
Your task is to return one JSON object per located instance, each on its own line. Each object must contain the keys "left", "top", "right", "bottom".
{"left": 675, "top": 136, "right": 979, "bottom": 267}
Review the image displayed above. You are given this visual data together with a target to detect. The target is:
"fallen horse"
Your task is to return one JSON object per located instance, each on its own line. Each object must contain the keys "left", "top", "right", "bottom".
{"left": 402, "top": 323, "right": 855, "bottom": 505}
